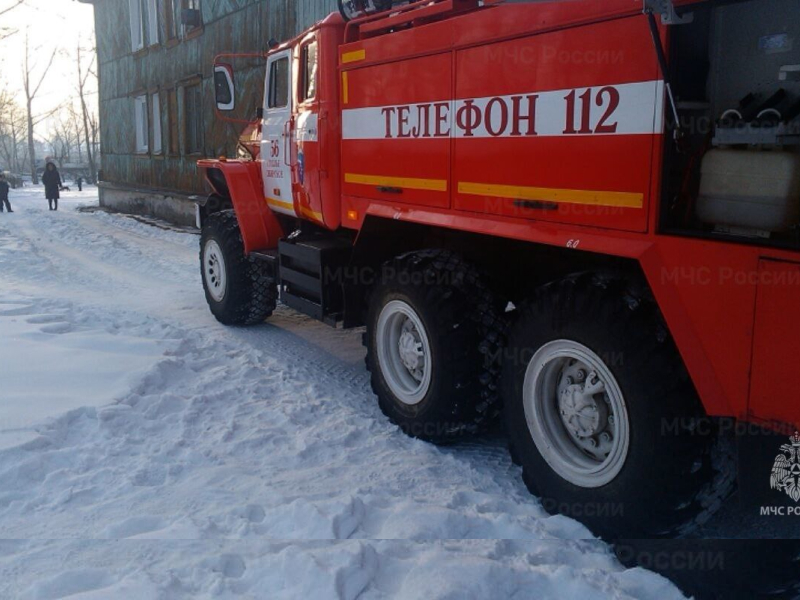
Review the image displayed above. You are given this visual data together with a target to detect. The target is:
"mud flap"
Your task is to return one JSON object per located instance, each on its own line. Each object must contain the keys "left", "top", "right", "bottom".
{"left": 737, "top": 426, "right": 800, "bottom": 523}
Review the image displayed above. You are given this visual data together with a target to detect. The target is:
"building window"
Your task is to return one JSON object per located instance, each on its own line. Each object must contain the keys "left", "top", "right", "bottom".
{"left": 268, "top": 57, "right": 289, "bottom": 109}
{"left": 164, "top": 0, "right": 178, "bottom": 41}
{"left": 129, "top": 0, "right": 144, "bottom": 51}
{"left": 184, "top": 84, "right": 203, "bottom": 155}
{"left": 180, "top": 0, "right": 202, "bottom": 37}
{"left": 129, "top": 0, "right": 159, "bottom": 51}
{"left": 134, "top": 95, "right": 149, "bottom": 153}
{"left": 162, "top": 0, "right": 201, "bottom": 42}
{"left": 152, "top": 92, "right": 163, "bottom": 155}
{"left": 300, "top": 40, "right": 318, "bottom": 103}
{"left": 168, "top": 89, "right": 180, "bottom": 155}
{"left": 147, "top": 0, "right": 159, "bottom": 46}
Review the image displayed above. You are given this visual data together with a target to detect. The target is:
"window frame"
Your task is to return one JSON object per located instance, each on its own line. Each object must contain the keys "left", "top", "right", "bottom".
{"left": 180, "top": 0, "right": 203, "bottom": 38}
{"left": 183, "top": 83, "right": 204, "bottom": 155}
{"left": 134, "top": 94, "right": 149, "bottom": 154}
{"left": 147, "top": 0, "right": 159, "bottom": 47}
{"left": 267, "top": 57, "right": 290, "bottom": 110}
{"left": 129, "top": 0, "right": 144, "bottom": 52}
{"left": 167, "top": 88, "right": 180, "bottom": 155}
{"left": 299, "top": 39, "right": 318, "bottom": 104}
{"left": 164, "top": 0, "right": 178, "bottom": 41}
{"left": 151, "top": 92, "right": 163, "bottom": 155}
{"left": 130, "top": 0, "right": 160, "bottom": 51}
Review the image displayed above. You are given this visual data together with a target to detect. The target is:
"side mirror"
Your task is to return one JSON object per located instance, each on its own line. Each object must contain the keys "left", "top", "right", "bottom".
{"left": 214, "top": 64, "right": 236, "bottom": 112}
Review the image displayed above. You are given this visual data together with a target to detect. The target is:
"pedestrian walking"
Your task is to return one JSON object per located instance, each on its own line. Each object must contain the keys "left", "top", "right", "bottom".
{"left": 0, "top": 174, "right": 12, "bottom": 213}
{"left": 42, "top": 163, "right": 62, "bottom": 211}
{"left": 77, "top": 176, "right": 83, "bottom": 192}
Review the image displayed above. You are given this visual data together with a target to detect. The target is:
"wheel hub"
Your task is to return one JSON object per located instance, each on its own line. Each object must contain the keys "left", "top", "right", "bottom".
{"left": 557, "top": 364, "right": 613, "bottom": 461}
{"left": 559, "top": 383, "right": 605, "bottom": 438}
{"left": 398, "top": 325, "right": 424, "bottom": 378}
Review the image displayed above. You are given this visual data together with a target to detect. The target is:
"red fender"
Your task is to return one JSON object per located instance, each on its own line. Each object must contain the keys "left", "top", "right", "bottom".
{"left": 199, "top": 159, "right": 284, "bottom": 254}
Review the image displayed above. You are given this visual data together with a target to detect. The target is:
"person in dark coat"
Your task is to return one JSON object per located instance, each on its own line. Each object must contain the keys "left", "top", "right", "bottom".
{"left": 0, "top": 174, "right": 12, "bottom": 213}
{"left": 42, "top": 162, "right": 61, "bottom": 211}
{"left": 77, "top": 176, "right": 83, "bottom": 192}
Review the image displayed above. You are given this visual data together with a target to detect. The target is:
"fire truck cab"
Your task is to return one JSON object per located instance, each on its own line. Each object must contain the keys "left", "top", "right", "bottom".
{"left": 198, "top": 0, "right": 800, "bottom": 539}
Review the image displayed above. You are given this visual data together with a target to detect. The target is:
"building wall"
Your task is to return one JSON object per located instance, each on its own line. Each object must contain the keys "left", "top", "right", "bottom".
{"left": 91, "top": 0, "right": 337, "bottom": 222}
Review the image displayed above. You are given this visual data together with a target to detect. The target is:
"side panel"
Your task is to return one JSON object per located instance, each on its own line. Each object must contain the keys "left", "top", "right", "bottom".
{"left": 341, "top": 53, "right": 452, "bottom": 208}
{"left": 452, "top": 16, "right": 660, "bottom": 232}
{"left": 750, "top": 260, "right": 800, "bottom": 430}
{"left": 640, "top": 238, "right": 760, "bottom": 421}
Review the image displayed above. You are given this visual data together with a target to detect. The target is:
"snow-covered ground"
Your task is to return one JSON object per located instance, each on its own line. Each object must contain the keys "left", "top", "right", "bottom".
{"left": 0, "top": 186, "right": 688, "bottom": 599}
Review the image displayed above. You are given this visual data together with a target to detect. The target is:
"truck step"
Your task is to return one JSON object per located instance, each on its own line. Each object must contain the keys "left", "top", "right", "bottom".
{"left": 249, "top": 249, "right": 279, "bottom": 279}
{"left": 278, "top": 237, "right": 352, "bottom": 326}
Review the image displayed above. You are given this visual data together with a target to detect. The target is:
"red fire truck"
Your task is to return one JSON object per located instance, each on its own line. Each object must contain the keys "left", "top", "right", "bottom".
{"left": 198, "top": 0, "right": 800, "bottom": 538}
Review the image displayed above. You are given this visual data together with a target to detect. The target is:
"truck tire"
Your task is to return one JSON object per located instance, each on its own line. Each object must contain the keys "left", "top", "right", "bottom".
{"left": 364, "top": 250, "right": 506, "bottom": 443}
{"left": 503, "top": 273, "right": 735, "bottom": 540}
{"left": 200, "top": 210, "right": 277, "bottom": 326}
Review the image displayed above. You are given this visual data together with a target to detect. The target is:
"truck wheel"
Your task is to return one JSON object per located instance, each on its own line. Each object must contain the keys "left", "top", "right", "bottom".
{"left": 200, "top": 210, "right": 277, "bottom": 326}
{"left": 365, "top": 250, "right": 506, "bottom": 443}
{"left": 503, "top": 273, "right": 735, "bottom": 539}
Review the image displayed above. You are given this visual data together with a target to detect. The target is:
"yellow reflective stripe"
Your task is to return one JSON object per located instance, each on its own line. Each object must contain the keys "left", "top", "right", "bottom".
{"left": 267, "top": 197, "right": 323, "bottom": 222}
{"left": 342, "top": 71, "right": 349, "bottom": 105}
{"left": 266, "top": 197, "right": 294, "bottom": 212}
{"left": 345, "top": 173, "right": 447, "bottom": 192}
{"left": 458, "top": 182, "right": 644, "bottom": 209}
{"left": 341, "top": 49, "right": 366, "bottom": 64}
{"left": 299, "top": 206, "right": 324, "bottom": 222}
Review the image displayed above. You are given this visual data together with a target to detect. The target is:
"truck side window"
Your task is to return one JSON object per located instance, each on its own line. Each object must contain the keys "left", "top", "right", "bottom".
{"left": 300, "top": 41, "right": 318, "bottom": 102}
{"left": 268, "top": 57, "right": 289, "bottom": 109}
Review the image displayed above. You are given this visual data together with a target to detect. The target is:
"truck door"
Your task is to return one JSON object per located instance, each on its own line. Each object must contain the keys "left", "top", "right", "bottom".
{"left": 294, "top": 35, "right": 324, "bottom": 224}
{"left": 262, "top": 50, "right": 296, "bottom": 218}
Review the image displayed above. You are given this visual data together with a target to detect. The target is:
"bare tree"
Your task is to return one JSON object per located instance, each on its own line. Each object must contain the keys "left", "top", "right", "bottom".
{"left": 89, "top": 112, "right": 100, "bottom": 170}
{"left": 22, "top": 33, "right": 58, "bottom": 184}
{"left": 0, "top": 91, "right": 27, "bottom": 173}
{"left": 76, "top": 43, "right": 98, "bottom": 183}
{"left": 0, "top": 0, "right": 26, "bottom": 41}
{"left": 70, "top": 106, "right": 84, "bottom": 163}
{"left": 48, "top": 109, "right": 80, "bottom": 167}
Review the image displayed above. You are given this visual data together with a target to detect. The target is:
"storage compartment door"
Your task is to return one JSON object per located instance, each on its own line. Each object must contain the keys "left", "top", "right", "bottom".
{"left": 341, "top": 53, "right": 452, "bottom": 209}
{"left": 750, "top": 259, "right": 800, "bottom": 430}
{"left": 453, "top": 16, "right": 660, "bottom": 232}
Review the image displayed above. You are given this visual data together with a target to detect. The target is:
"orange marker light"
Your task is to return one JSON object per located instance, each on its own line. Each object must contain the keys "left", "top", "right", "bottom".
{"left": 347, "top": 210, "right": 359, "bottom": 221}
